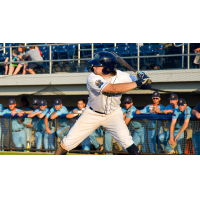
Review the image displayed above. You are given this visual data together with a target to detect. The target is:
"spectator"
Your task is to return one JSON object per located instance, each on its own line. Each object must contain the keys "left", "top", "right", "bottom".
{"left": 44, "top": 99, "right": 68, "bottom": 150}
{"left": 191, "top": 102, "right": 200, "bottom": 155}
{"left": 0, "top": 99, "right": 26, "bottom": 151}
{"left": 19, "top": 96, "right": 32, "bottom": 148}
{"left": 193, "top": 45, "right": 200, "bottom": 68}
{"left": 31, "top": 43, "right": 43, "bottom": 57}
{"left": 12, "top": 44, "right": 27, "bottom": 75}
{"left": 159, "top": 98, "right": 192, "bottom": 154}
{"left": 122, "top": 96, "right": 147, "bottom": 153}
{"left": 136, "top": 92, "right": 165, "bottom": 153}
{"left": 4, "top": 49, "right": 19, "bottom": 75}
{"left": 28, "top": 99, "right": 53, "bottom": 152}
{"left": 23, "top": 45, "right": 43, "bottom": 75}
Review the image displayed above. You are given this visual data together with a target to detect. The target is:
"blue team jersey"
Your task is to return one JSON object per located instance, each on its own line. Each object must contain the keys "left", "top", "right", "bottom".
{"left": 0, "top": 108, "right": 24, "bottom": 131}
{"left": 46, "top": 106, "right": 68, "bottom": 128}
{"left": 122, "top": 105, "right": 143, "bottom": 129}
{"left": 140, "top": 104, "right": 165, "bottom": 129}
{"left": 164, "top": 104, "right": 178, "bottom": 112}
{"left": 140, "top": 104, "right": 165, "bottom": 113}
{"left": 32, "top": 108, "right": 50, "bottom": 131}
{"left": 172, "top": 106, "right": 192, "bottom": 129}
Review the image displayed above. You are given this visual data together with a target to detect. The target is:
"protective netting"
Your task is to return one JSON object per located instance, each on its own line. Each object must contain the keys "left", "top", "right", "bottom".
{"left": 0, "top": 114, "right": 198, "bottom": 155}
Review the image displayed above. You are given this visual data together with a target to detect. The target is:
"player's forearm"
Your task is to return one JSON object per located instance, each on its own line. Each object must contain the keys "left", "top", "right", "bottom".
{"left": 103, "top": 82, "right": 137, "bottom": 94}
{"left": 37, "top": 113, "right": 45, "bottom": 118}
{"left": 66, "top": 113, "right": 75, "bottom": 119}
{"left": 136, "top": 109, "right": 141, "bottom": 114}
{"left": 50, "top": 113, "right": 58, "bottom": 120}
{"left": 28, "top": 112, "right": 39, "bottom": 118}
{"left": 192, "top": 109, "right": 198, "bottom": 116}
{"left": 169, "top": 124, "right": 175, "bottom": 140}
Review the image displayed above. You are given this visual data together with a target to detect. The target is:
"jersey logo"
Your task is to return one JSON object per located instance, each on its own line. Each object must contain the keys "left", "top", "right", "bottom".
{"left": 95, "top": 80, "right": 104, "bottom": 88}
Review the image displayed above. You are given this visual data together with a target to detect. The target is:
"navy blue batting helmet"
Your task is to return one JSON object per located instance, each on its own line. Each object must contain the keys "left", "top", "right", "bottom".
{"left": 88, "top": 51, "right": 117, "bottom": 75}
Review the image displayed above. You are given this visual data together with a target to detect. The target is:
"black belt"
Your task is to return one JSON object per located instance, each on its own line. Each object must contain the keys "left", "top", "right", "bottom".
{"left": 90, "top": 107, "right": 105, "bottom": 114}
{"left": 174, "top": 128, "right": 179, "bottom": 130}
{"left": 13, "top": 129, "right": 22, "bottom": 132}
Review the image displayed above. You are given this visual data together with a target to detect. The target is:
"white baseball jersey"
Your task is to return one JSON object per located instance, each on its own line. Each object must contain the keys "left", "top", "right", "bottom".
{"left": 87, "top": 70, "right": 137, "bottom": 114}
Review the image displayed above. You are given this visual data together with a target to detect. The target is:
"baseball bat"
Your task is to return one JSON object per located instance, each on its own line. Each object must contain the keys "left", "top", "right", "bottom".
{"left": 111, "top": 51, "right": 152, "bottom": 84}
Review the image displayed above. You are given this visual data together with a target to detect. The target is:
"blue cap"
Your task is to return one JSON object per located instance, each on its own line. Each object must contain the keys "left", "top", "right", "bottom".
{"left": 8, "top": 99, "right": 16, "bottom": 105}
{"left": 152, "top": 91, "right": 160, "bottom": 98}
{"left": 32, "top": 99, "right": 40, "bottom": 105}
{"left": 178, "top": 98, "right": 186, "bottom": 106}
{"left": 123, "top": 96, "right": 133, "bottom": 104}
{"left": 168, "top": 93, "right": 178, "bottom": 100}
{"left": 39, "top": 99, "right": 47, "bottom": 106}
{"left": 53, "top": 99, "right": 62, "bottom": 105}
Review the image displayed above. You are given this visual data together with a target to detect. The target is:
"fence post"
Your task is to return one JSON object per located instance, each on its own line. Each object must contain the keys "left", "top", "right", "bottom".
{"left": 187, "top": 43, "right": 190, "bottom": 69}
{"left": 55, "top": 118, "right": 58, "bottom": 151}
{"left": 9, "top": 118, "right": 12, "bottom": 151}
{"left": 156, "top": 120, "right": 158, "bottom": 155}
{"left": 137, "top": 43, "right": 140, "bottom": 71}
{"left": 91, "top": 43, "right": 94, "bottom": 59}
{"left": 103, "top": 128, "right": 105, "bottom": 155}
{"left": 49, "top": 45, "right": 52, "bottom": 74}
{"left": 9, "top": 47, "right": 12, "bottom": 75}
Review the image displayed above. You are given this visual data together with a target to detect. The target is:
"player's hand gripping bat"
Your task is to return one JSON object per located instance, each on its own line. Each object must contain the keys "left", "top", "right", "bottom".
{"left": 111, "top": 51, "right": 152, "bottom": 84}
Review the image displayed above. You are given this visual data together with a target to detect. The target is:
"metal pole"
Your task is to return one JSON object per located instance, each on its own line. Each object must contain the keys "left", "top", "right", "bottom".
{"left": 182, "top": 44, "right": 185, "bottom": 68}
{"left": 137, "top": 43, "right": 140, "bottom": 71}
{"left": 9, "top": 47, "right": 12, "bottom": 75}
{"left": 78, "top": 43, "right": 80, "bottom": 67}
{"left": 3, "top": 43, "right": 5, "bottom": 54}
{"left": 49, "top": 45, "right": 52, "bottom": 74}
{"left": 156, "top": 120, "right": 158, "bottom": 155}
{"left": 187, "top": 43, "right": 190, "bottom": 69}
{"left": 114, "top": 43, "right": 116, "bottom": 47}
{"left": 91, "top": 43, "right": 94, "bottom": 59}
{"left": 9, "top": 118, "right": 12, "bottom": 151}
{"left": 55, "top": 118, "right": 58, "bottom": 151}
{"left": 103, "top": 129, "right": 105, "bottom": 155}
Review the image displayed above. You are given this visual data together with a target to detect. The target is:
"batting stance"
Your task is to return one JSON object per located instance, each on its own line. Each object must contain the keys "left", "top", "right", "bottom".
{"left": 55, "top": 51, "right": 151, "bottom": 155}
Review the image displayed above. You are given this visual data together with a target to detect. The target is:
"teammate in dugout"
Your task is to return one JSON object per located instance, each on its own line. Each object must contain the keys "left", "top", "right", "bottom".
{"left": 136, "top": 92, "right": 165, "bottom": 153}
{"left": 55, "top": 51, "right": 151, "bottom": 155}
{"left": 0, "top": 99, "right": 26, "bottom": 151}
{"left": 45, "top": 99, "right": 69, "bottom": 144}
{"left": 28, "top": 100, "right": 54, "bottom": 152}
{"left": 159, "top": 98, "right": 191, "bottom": 154}
{"left": 122, "top": 96, "right": 147, "bottom": 153}
{"left": 191, "top": 102, "right": 200, "bottom": 155}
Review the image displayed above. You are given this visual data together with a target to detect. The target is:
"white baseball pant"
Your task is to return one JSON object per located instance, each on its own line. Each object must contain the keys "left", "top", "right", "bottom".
{"left": 61, "top": 106, "right": 134, "bottom": 151}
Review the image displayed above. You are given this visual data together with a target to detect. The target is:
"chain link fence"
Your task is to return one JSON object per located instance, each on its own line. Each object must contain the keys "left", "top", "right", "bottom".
{"left": 0, "top": 114, "right": 198, "bottom": 155}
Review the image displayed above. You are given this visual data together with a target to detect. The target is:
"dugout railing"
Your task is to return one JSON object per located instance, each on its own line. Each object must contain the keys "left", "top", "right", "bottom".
{"left": 0, "top": 114, "right": 198, "bottom": 155}
{"left": 0, "top": 43, "right": 200, "bottom": 74}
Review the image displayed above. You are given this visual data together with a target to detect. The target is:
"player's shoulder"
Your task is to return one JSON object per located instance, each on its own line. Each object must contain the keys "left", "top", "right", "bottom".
{"left": 186, "top": 106, "right": 192, "bottom": 113}
{"left": 131, "top": 105, "right": 137, "bottom": 111}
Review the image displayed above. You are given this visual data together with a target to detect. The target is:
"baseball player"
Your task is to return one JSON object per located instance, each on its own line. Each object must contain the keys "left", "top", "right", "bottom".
{"left": 159, "top": 93, "right": 178, "bottom": 153}
{"left": 0, "top": 99, "right": 26, "bottom": 151}
{"left": 122, "top": 96, "right": 147, "bottom": 152}
{"left": 55, "top": 51, "right": 151, "bottom": 155}
{"left": 192, "top": 101, "right": 200, "bottom": 154}
{"left": 136, "top": 92, "right": 165, "bottom": 153}
{"left": 20, "top": 96, "right": 32, "bottom": 148}
{"left": 159, "top": 98, "right": 191, "bottom": 154}
{"left": 28, "top": 99, "right": 52, "bottom": 152}
{"left": 45, "top": 99, "right": 68, "bottom": 148}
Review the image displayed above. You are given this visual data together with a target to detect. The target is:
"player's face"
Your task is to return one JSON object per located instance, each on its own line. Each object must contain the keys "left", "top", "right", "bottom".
{"left": 170, "top": 100, "right": 178, "bottom": 107}
{"left": 93, "top": 66, "right": 104, "bottom": 76}
{"left": 33, "top": 104, "right": 39, "bottom": 110}
{"left": 152, "top": 97, "right": 161, "bottom": 105}
{"left": 40, "top": 105, "right": 47, "bottom": 111}
{"left": 9, "top": 104, "right": 16, "bottom": 111}
{"left": 21, "top": 101, "right": 28, "bottom": 108}
{"left": 77, "top": 101, "right": 86, "bottom": 110}
{"left": 55, "top": 104, "right": 62, "bottom": 111}
{"left": 124, "top": 102, "right": 133, "bottom": 110}
{"left": 178, "top": 104, "right": 186, "bottom": 112}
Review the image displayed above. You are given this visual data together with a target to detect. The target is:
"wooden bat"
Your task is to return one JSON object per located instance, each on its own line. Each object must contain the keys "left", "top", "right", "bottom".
{"left": 111, "top": 51, "right": 152, "bottom": 84}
